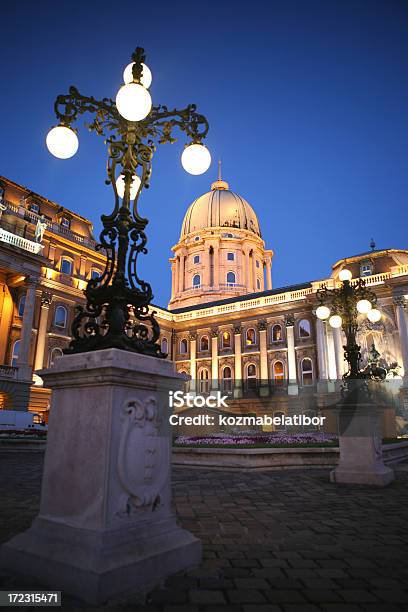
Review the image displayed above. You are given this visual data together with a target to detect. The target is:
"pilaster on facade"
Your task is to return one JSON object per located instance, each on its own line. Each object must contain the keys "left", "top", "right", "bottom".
{"left": 394, "top": 295, "right": 408, "bottom": 385}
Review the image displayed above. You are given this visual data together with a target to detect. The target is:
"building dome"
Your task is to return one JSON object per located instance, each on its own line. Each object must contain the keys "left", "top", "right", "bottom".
{"left": 180, "top": 178, "right": 261, "bottom": 238}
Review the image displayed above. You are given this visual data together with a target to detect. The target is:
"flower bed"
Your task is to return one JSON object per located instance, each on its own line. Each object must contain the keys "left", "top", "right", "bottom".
{"left": 174, "top": 432, "right": 338, "bottom": 448}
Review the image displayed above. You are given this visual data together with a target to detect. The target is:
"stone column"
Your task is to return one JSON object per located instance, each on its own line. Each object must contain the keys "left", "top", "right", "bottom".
{"left": 332, "top": 326, "right": 345, "bottom": 379}
{"left": 265, "top": 259, "right": 272, "bottom": 290}
{"left": 189, "top": 333, "right": 197, "bottom": 393}
{"left": 258, "top": 320, "right": 269, "bottom": 396}
{"left": 394, "top": 296, "right": 408, "bottom": 385}
{"left": 17, "top": 277, "right": 38, "bottom": 379}
{"left": 251, "top": 252, "right": 257, "bottom": 291}
{"left": 211, "top": 329, "right": 218, "bottom": 389}
{"left": 244, "top": 250, "right": 250, "bottom": 291}
{"left": 0, "top": 348, "right": 201, "bottom": 604}
{"left": 285, "top": 314, "right": 298, "bottom": 395}
{"left": 178, "top": 255, "right": 185, "bottom": 293}
{"left": 213, "top": 245, "right": 219, "bottom": 288}
{"left": 234, "top": 325, "right": 242, "bottom": 398}
{"left": 204, "top": 249, "right": 211, "bottom": 288}
{"left": 34, "top": 292, "right": 52, "bottom": 372}
{"left": 0, "top": 284, "right": 13, "bottom": 364}
{"left": 316, "top": 318, "right": 330, "bottom": 394}
{"left": 170, "top": 260, "right": 176, "bottom": 299}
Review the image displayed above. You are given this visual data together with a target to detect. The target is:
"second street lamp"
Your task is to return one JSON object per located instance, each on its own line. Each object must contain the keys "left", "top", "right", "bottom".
{"left": 315, "top": 269, "right": 382, "bottom": 379}
{"left": 46, "top": 46, "right": 211, "bottom": 357}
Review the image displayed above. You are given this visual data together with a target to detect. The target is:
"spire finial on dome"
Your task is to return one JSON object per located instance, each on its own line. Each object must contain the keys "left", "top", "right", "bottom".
{"left": 211, "top": 159, "right": 229, "bottom": 191}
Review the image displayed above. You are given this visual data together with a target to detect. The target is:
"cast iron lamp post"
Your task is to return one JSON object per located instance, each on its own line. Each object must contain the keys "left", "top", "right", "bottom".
{"left": 315, "top": 268, "right": 382, "bottom": 379}
{"left": 46, "top": 47, "right": 211, "bottom": 357}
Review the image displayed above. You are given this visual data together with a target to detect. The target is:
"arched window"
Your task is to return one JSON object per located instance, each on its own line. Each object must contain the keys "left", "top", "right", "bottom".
{"left": 226, "top": 271, "right": 236, "bottom": 286}
{"left": 54, "top": 305, "right": 67, "bottom": 328}
{"left": 246, "top": 363, "right": 257, "bottom": 390}
{"left": 192, "top": 274, "right": 201, "bottom": 288}
{"left": 18, "top": 294, "right": 26, "bottom": 317}
{"left": 180, "top": 338, "right": 188, "bottom": 354}
{"left": 60, "top": 257, "right": 73, "bottom": 275}
{"left": 299, "top": 319, "right": 311, "bottom": 338}
{"left": 161, "top": 337, "right": 168, "bottom": 354}
{"left": 272, "top": 324, "right": 282, "bottom": 342}
{"left": 90, "top": 269, "right": 101, "bottom": 280}
{"left": 49, "top": 347, "right": 63, "bottom": 367}
{"left": 246, "top": 328, "right": 256, "bottom": 345}
{"left": 256, "top": 278, "right": 261, "bottom": 290}
{"left": 222, "top": 331, "right": 231, "bottom": 348}
{"left": 222, "top": 366, "right": 233, "bottom": 392}
{"left": 11, "top": 340, "right": 20, "bottom": 366}
{"left": 200, "top": 335, "right": 209, "bottom": 351}
{"left": 273, "top": 361, "right": 285, "bottom": 385}
{"left": 198, "top": 368, "right": 210, "bottom": 394}
{"left": 301, "top": 358, "right": 313, "bottom": 386}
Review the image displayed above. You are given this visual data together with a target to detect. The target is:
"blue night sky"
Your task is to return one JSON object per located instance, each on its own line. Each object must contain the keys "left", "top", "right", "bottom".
{"left": 2, "top": 0, "right": 408, "bottom": 307}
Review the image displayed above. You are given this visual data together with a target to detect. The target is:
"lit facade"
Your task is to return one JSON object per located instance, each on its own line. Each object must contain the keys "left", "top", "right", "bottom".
{"left": 1, "top": 175, "right": 408, "bottom": 431}
{"left": 0, "top": 176, "right": 105, "bottom": 420}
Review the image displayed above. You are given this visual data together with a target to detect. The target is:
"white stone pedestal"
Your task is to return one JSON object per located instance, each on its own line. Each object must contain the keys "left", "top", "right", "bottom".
{"left": 0, "top": 348, "right": 201, "bottom": 604}
{"left": 330, "top": 400, "right": 394, "bottom": 486}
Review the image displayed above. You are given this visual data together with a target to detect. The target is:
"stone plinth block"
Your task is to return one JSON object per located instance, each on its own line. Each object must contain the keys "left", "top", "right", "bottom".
{"left": 330, "top": 402, "right": 394, "bottom": 486}
{"left": 0, "top": 348, "right": 201, "bottom": 604}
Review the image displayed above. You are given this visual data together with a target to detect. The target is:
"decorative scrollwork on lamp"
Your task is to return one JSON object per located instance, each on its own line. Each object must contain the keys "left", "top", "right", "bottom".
{"left": 46, "top": 47, "right": 210, "bottom": 357}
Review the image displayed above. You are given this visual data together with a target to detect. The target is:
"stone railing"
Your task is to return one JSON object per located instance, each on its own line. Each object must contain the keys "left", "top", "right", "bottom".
{"left": 0, "top": 365, "right": 18, "bottom": 379}
{"left": 2, "top": 200, "right": 96, "bottom": 250}
{"left": 0, "top": 227, "right": 43, "bottom": 254}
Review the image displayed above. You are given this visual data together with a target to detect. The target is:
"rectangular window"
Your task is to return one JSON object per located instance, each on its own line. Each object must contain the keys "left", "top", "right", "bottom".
{"left": 28, "top": 202, "right": 40, "bottom": 214}
{"left": 193, "top": 255, "right": 200, "bottom": 264}
{"left": 227, "top": 252, "right": 234, "bottom": 261}
{"left": 61, "top": 217, "right": 71, "bottom": 229}
{"left": 256, "top": 260, "right": 260, "bottom": 268}
{"left": 360, "top": 263, "right": 372, "bottom": 277}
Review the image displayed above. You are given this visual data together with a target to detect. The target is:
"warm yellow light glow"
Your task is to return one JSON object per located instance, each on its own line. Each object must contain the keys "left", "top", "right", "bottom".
{"left": 339, "top": 268, "right": 352, "bottom": 282}
{"left": 329, "top": 314, "right": 342, "bottom": 328}
{"left": 116, "top": 83, "right": 152, "bottom": 121}
{"left": 316, "top": 305, "right": 331, "bottom": 320}
{"left": 367, "top": 308, "right": 381, "bottom": 323}
{"left": 181, "top": 143, "right": 211, "bottom": 175}
{"left": 356, "top": 299, "right": 372, "bottom": 314}
{"left": 116, "top": 174, "right": 141, "bottom": 199}
{"left": 123, "top": 62, "right": 152, "bottom": 88}
{"left": 46, "top": 126, "right": 79, "bottom": 159}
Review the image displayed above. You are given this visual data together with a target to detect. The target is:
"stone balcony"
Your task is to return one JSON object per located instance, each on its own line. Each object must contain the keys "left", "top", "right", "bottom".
{"left": 2, "top": 199, "right": 96, "bottom": 250}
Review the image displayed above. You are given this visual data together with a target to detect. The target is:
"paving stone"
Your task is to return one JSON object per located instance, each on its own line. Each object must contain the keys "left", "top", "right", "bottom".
{"left": 2, "top": 451, "right": 408, "bottom": 610}
{"left": 189, "top": 589, "right": 226, "bottom": 604}
{"left": 228, "top": 590, "right": 268, "bottom": 604}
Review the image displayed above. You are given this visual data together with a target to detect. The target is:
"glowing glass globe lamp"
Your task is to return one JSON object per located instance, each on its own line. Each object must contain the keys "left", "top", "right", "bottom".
{"left": 46, "top": 125, "right": 79, "bottom": 159}
{"left": 116, "top": 174, "right": 141, "bottom": 200}
{"left": 329, "top": 314, "right": 342, "bottom": 329}
{"left": 116, "top": 83, "right": 152, "bottom": 122}
{"left": 367, "top": 308, "right": 381, "bottom": 323}
{"left": 316, "top": 305, "right": 331, "bottom": 320}
{"left": 339, "top": 268, "right": 352, "bottom": 282}
{"left": 356, "top": 299, "right": 372, "bottom": 314}
{"left": 181, "top": 143, "right": 211, "bottom": 175}
{"left": 123, "top": 62, "right": 152, "bottom": 88}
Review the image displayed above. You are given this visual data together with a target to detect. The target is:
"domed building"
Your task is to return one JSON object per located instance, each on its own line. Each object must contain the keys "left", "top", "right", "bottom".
{"left": 168, "top": 174, "right": 273, "bottom": 309}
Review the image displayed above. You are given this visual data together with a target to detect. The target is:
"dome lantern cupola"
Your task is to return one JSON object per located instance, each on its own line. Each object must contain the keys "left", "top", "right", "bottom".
{"left": 169, "top": 167, "right": 273, "bottom": 309}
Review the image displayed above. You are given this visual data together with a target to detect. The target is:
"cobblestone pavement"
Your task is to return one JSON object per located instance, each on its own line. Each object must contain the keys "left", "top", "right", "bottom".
{"left": 1, "top": 450, "right": 408, "bottom": 611}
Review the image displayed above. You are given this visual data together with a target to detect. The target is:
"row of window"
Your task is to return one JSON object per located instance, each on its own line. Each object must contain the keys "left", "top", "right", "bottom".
{"left": 17, "top": 296, "right": 68, "bottom": 329}
{"left": 59, "top": 256, "right": 101, "bottom": 279}
{"left": 10, "top": 343, "right": 64, "bottom": 367}
{"left": 26, "top": 201, "right": 71, "bottom": 229}
{"left": 191, "top": 272, "right": 262, "bottom": 290}
{"left": 174, "top": 320, "right": 312, "bottom": 354}
{"left": 177, "top": 358, "right": 314, "bottom": 392}
{"left": 192, "top": 252, "right": 237, "bottom": 265}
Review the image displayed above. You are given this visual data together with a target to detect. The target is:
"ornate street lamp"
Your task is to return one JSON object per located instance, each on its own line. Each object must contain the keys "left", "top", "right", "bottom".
{"left": 46, "top": 47, "right": 211, "bottom": 357}
{"left": 315, "top": 268, "right": 382, "bottom": 379}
